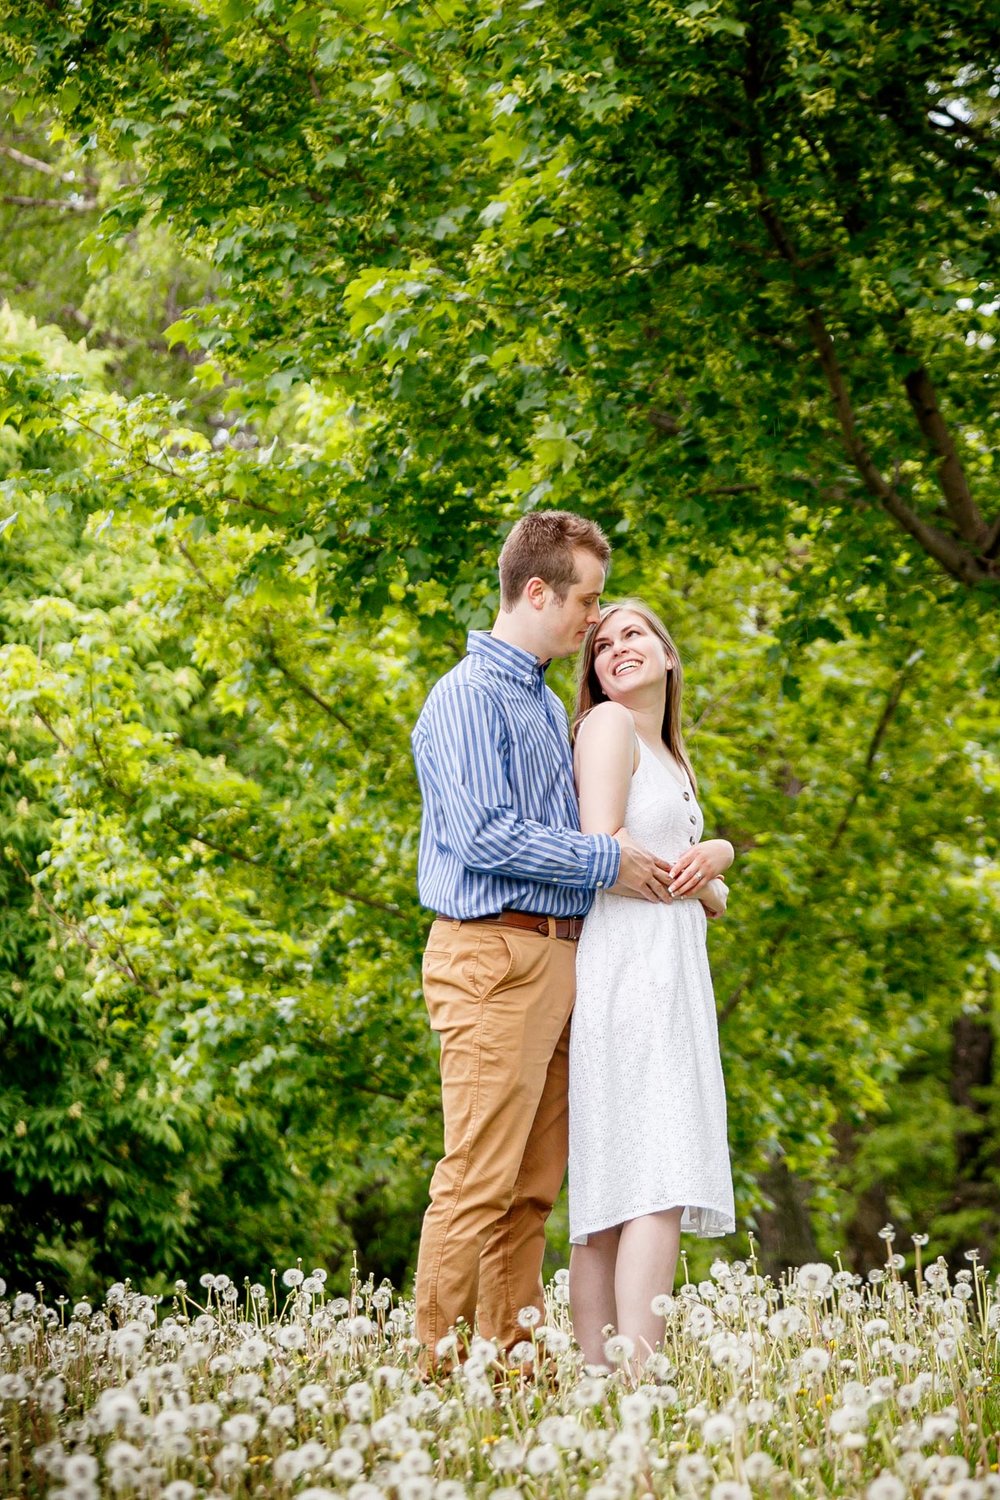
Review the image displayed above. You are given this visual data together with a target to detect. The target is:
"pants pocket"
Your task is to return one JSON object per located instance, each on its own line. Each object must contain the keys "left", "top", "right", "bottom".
{"left": 472, "top": 927, "right": 515, "bottom": 1002}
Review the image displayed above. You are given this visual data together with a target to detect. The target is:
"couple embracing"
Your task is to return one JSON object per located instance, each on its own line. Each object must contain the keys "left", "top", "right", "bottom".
{"left": 411, "top": 511, "right": 735, "bottom": 1371}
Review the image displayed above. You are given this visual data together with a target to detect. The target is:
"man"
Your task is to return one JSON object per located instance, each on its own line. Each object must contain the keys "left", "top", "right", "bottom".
{"left": 411, "top": 511, "right": 673, "bottom": 1361}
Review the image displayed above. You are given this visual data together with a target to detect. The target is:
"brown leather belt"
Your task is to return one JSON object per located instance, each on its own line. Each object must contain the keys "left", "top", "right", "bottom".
{"left": 438, "top": 909, "right": 585, "bottom": 941}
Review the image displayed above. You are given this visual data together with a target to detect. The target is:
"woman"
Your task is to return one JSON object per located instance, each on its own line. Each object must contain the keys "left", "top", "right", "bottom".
{"left": 568, "top": 599, "right": 736, "bottom": 1368}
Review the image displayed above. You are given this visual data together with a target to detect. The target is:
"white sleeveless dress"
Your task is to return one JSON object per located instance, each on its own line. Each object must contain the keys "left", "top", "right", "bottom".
{"left": 568, "top": 739, "right": 735, "bottom": 1244}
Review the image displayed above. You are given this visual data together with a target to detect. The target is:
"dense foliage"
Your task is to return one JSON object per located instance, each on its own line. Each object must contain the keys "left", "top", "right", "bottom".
{"left": 0, "top": 0, "right": 996, "bottom": 1296}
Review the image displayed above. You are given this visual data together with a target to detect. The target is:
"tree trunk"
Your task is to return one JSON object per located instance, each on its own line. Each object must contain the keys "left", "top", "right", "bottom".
{"left": 755, "top": 1160, "right": 820, "bottom": 1284}
{"left": 833, "top": 1122, "right": 894, "bottom": 1276}
{"left": 940, "top": 1010, "right": 1000, "bottom": 1266}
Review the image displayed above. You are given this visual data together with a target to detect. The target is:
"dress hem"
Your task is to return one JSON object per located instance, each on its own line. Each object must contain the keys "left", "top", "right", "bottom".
{"left": 569, "top": 1198, "right": 735, "bottom": 1246}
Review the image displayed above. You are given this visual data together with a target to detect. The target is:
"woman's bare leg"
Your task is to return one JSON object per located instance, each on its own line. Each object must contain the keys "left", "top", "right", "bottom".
{"left": 569, "top": 1225, "right": 621, "bottom": 1366}
{"left": 614, "top": 1208, "right": 683, "bottom": 1365}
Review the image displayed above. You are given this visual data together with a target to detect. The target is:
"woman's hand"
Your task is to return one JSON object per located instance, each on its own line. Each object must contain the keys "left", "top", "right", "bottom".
{"left": 699, "top": 878, "right": 729, "bottom": 920}
{"left": 668, "top": 839, "right": 734, "bottom": 900}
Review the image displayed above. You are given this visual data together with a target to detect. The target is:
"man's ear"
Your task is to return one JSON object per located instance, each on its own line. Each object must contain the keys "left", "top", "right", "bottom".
{"left": 524, "top": 575, "right": 549, "bottom": 610}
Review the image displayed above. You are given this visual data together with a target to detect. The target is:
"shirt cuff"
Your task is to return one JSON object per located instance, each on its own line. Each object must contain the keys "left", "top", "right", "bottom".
{"left": 589, "top": 833, "right": 621, "bottom": 892}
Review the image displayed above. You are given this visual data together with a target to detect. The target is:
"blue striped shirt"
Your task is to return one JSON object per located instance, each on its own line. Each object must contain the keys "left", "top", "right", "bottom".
{"left": 412, "top": 631, "right": 621, "bottom": 919}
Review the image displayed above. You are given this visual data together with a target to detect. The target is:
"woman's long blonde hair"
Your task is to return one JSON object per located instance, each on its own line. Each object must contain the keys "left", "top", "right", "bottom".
{"left": 573, "top": 598, "right": 697, "bottom": 791}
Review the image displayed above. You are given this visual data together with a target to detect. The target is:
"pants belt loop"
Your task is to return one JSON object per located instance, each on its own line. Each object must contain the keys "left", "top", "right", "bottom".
{"left": 546, "top": 915, "right": 556, "bottom": 939}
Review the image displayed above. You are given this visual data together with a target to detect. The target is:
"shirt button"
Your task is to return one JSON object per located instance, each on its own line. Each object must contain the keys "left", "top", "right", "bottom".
{"left": 689, "top": 816, "right": 696, "bottom": 825}
{"left": 689, "top": 835, "right": 696, "bottom": 845}
{"left": 683, "top": 792, "right": 690, "bottom": 801}
{"left": 596, "top": 881, "right": 604, "bottom": 889}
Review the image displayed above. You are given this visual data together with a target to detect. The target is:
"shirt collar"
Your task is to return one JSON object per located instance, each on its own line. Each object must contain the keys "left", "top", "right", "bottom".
{"left": 467, "top": 630, "right": 548, "bottom": 687}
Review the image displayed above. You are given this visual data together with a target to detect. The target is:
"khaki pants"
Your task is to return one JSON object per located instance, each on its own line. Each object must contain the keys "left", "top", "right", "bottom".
{"left": 414, "top": 916, "right": 577, "bottom": 1357}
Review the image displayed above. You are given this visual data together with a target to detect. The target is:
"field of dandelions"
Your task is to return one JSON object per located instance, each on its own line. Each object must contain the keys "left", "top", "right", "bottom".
{"left": 3, "top": 1233, "right": 1000, "bottom": 1500}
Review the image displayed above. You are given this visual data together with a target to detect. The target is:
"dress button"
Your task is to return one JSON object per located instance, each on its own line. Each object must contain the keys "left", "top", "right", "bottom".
{"left": 683, "top": 792, "right": 690, "bottom": 801}
{"left": 689, "top": 835, "right": 696, "bottom": 845}
{"left": 689, "top": 816, "right": 696, "bottom": 825}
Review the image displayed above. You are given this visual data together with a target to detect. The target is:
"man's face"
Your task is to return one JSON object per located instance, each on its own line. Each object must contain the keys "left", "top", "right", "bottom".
{"left": 541, "top": 548, "right": 606, "bottom": 658}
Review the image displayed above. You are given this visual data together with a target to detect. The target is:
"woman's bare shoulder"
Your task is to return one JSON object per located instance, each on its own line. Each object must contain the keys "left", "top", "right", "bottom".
{"left": 574, "top": 702, "right": 638, "bottom": 773}
{"left": 576, "top": 700, "right": 635, "bottom": 738}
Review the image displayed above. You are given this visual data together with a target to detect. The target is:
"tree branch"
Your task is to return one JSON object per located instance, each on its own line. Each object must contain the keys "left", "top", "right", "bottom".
{"left": 263, "top": 639, "right": 353, "bottom": 734}
{"left": 2, "top": 193, "right": 97, "bottom": 212}
{"left": 33, "top": 706, "right": 70, "bottom": 752}
{"left": 743, "top": 104, "right": 998, "bottom": 589}
{"left": 0, "top": 142, "right": 97, "bottom": 186}
{"left": 4, "top": 848, "right": 161, "bottom": 999}
{"left": 690, "top": 671, "right": 757, "bottom": 733}
{"left": 753, "top": 196, "right": 994, "bottom": 585}
{"left": 903, "top": 364, "right": 990, "bottom": 546}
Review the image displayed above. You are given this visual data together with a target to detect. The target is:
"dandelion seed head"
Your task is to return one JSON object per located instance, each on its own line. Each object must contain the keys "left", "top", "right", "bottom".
{"left": 921, "top": 1410, "right": 958, "bottom": 1444}
{"left": 866, "top": 1474, "right": 906, "bottom": 1500}
{"left": 525, "top": 1441, "right": 560, "bottom": 1475}
{"left": 187, "top": 1400, "right": 222, "bottom": 1431}
{"left": 745, "top": 1397, "right": 774, "bottom": 1424}
{"left": 702, "top": 1412, "right": 736, "bottom": 1445}
{"left": 603, "top": 1333, "right": 635, "bottom": 1364}
{"left": 620, "top": 1390, "right": 653, "bottom": 1424}
{"left": 220, "top": 1412, "right": 258, "bottom": 1443}
{"left": 276, "top": 1323, "right": 307, "bottom": 1352}
{"left": 686, "top": 1303, "right": 716, "bottom": 1337}
{"left": 161, "top": 1484, "right": 196, "bottom": 1500}
{"left": 676, "top": 1452, "right": 711, "bottom": 1486}
{"left": 487, "top": 1437, "right": 523, "bottom": 1473}
{"left": 212, "top": 1440, "right": 248, "bottom": 1476}
{"left": 766, "top": 1306, "right": 806, "bottom": 1338}
{"left": 397, "top": 1477, "right": 435, "bottom": 1500}
{"left": 435, "top": 1482, "right": 467, "bottom": 1500}
{"left": 743, "top": 1451, "right": 774, "bottom": 1482}
{"left": 153, "top": 1407, "right": 189, "bottom": 1438}
{"left": 795, "top": 1262, "right": 833, "bottom": 1295}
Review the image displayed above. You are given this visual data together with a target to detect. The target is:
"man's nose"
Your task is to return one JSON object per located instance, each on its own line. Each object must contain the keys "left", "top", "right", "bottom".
{"left": 586, "top": 603, "right": 602, "bottom": 625}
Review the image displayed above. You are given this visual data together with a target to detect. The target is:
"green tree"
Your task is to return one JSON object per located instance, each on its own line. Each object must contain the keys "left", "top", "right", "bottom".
{"left": 0, "top": 1, "right": 997, "bottom": 1292}
{"left": 1, "top": 0, "right": 995, "bottom": 610}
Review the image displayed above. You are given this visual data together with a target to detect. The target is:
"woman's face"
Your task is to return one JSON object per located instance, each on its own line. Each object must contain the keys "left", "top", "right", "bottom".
{"left": 591, "top": 609, "right": 672, "bottom": 702}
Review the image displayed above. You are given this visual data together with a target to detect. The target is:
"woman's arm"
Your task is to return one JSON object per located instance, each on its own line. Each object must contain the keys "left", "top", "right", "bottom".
{"left": 576, "top": 706, "right": 675, "bottom": 902}
{"left": 574, "top": 702, "right": 638, "bottom": 836}
{"left": 699, "top": 877, "right": 729, "bottom": 919}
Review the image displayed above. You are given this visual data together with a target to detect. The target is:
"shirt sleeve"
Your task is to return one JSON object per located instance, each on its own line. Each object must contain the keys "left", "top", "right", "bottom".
{"left": 416, "top": 684, "right": 621, "bottom": 891}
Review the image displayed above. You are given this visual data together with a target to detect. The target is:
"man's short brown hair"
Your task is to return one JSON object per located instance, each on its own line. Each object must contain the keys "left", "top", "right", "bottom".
{"left": 498, "top": 511, "right": 611, "bottom": 610}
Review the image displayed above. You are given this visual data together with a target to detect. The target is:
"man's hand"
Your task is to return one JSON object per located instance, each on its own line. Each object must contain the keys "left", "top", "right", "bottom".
{"left": 609, "top": 830, "right": 674, "bottom": 902}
